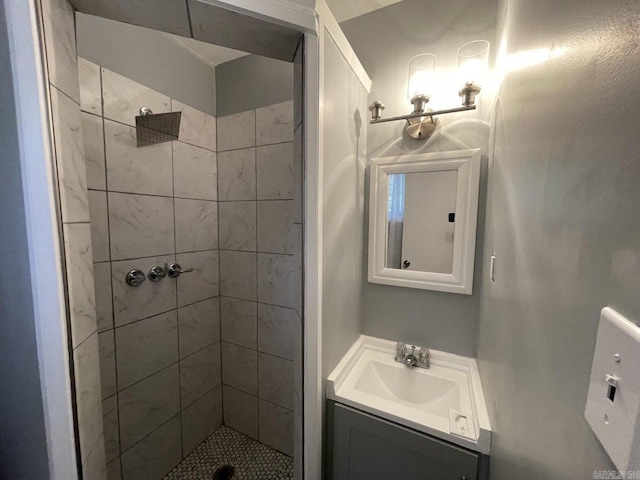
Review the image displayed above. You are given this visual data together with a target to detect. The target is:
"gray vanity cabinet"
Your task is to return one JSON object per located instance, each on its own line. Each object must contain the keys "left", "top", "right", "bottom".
{"left": 329, "top": 402, "right": 483, "bottom": 480}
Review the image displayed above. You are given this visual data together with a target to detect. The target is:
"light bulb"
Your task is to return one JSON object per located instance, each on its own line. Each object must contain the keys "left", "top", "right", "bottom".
{"left": 407, "top": 54, "right": 437, "bottom": 101}
{"left": 457, "top": 40, "right": 490, "bottom": 86}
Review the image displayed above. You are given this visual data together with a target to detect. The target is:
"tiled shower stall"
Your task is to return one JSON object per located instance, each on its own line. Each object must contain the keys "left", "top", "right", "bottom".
{"left": 80, "top": 60, "right": 301, "bottom": 478}
{"left": 38, "top": 0, "right": 302, "bottom": 477}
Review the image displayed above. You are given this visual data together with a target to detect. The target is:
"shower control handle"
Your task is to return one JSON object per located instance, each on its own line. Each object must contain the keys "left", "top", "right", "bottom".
{"left": 148, "top": 265, "right": 166, "bottom": 282}
{"left": 167, "top": 263, "right": 194, "bottom": 278}
{"left": 126, "top": 269, "right": 146, "bottom": 287}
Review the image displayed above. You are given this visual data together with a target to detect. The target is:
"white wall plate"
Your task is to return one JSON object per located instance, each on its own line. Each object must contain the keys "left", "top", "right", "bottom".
{"left": 585, "top": 307, "right": 640, "bottom": 472}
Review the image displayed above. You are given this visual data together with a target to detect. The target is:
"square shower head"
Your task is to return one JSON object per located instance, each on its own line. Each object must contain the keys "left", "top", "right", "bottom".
{"left": 135, "top": 111, "right": 182, "bottom": 147}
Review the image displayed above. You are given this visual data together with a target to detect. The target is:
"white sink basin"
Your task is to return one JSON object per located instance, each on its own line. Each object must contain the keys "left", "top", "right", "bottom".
{"left": 327, "top": 335, "right": 491, "bottom": 454}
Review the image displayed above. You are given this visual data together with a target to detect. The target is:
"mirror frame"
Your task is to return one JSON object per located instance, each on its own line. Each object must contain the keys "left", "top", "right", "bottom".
{"left": 368, "top": 148, "right": 481, "bottom": 294}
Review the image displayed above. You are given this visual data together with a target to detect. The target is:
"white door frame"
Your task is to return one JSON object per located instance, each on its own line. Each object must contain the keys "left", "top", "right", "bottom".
{"left": 3, "top": 1, "right": 79, "bottom": 479}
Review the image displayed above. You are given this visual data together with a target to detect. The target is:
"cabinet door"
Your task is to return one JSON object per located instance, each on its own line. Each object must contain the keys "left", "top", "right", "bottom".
{"left": 332, "top": 403, "right": 478, "bottom": 480}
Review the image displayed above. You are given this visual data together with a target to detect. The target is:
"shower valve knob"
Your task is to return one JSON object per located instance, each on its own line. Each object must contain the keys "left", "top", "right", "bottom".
{"left": 126, "top": 269, "right": 146, "bottom": 286}
{"left": 167, "top": 263, "right": 194, "bottom": 278}
{"left": 148, "top": 265, "right": 166, "bottom": 282}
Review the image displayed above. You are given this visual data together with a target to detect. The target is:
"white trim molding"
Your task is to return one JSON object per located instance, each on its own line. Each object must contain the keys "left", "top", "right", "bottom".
{"left": 368, "top": 149, "right": 481, "bottom": 295}
{"left": 4, "top": 1, "right": 78, "bottom": 478}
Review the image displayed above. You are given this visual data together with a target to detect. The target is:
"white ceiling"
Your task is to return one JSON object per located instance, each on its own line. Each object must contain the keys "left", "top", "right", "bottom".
{"left": 325, "top": 0, "right": 406, "bottom": 23}
{"left": 171, "top": 36, "right": 248, "bottom": 68}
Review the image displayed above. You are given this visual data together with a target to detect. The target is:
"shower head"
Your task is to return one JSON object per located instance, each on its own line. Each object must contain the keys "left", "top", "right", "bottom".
{"left": 135, "top": 106, "right": 181, "bottom": 147}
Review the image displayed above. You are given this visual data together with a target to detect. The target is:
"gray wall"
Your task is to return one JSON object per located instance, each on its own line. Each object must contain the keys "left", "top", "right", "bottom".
{"left": 476, "top": 0, "right": 640, "bottom": 478}
{"left": 215, "top": 54, "right": 293, "bottom": 116}
{"left": 76, "top": 13, "right": 217, "bottom": 116}
{"left": 321, "top": 34, "right": 369, "bottom": 378}
{"left": 340, "top": 0, "right": 498, "bottom": 357}
{"left": 0, "top": 4, "right": 51, "bottom": 478}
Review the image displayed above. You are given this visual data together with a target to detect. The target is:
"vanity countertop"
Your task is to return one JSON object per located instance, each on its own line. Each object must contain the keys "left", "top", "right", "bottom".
{"left": 326, "top": 335, "right": 492, "bottom": 454}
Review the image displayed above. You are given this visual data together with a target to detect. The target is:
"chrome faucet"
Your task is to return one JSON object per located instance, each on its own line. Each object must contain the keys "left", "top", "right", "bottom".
{"left": 395, "top": 342, "right": 430, "bottom": 369}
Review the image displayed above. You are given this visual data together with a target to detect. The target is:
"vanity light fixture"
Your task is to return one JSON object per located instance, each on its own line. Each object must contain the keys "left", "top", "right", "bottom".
{"left": 368, "top": 40, "right": 490, "bottom": 140}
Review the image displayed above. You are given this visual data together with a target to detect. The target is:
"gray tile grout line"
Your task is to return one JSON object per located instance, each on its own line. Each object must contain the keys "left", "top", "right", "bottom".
{"left": 215, "top": 104, "right": 225, "bottom": 430}
{"left": 219, "top": 338, "right": 294, "bottom": 364}
{"left": 111, "top": 296, "right": 220, "bottom": 330}
{"left": 88, "top": 186, "right": 293, "bottom": 203}
{"left": 96, "top": 64, "right": 125, "bottom": 478}
{"left": 118, "top": 411, "right": 182, "bottom": 458}
{"left": 254, "top": 109, "right": 261, "bottom": 443}
{"left": 170, "top": 96, "right": 184, "bottom": 461}
{"left": 218, "top": 139, "right": 294, "bottom": 154}
{"left": 222, "top": 383, "right": 293, "bottom": 414}
{"left": 51, "top": 82, "right": 80, "bottom": 107}
{"left": 219, "top": 293, "right": 298, "bottom": 311}
{"left": 114, "top": 343, "right": 221, "bottom": 398}
{"left": 73, "top": 329, "right": 98, "bottom": 351}
{"left": 102, "top": 248, "right": 292, "bottom": 266}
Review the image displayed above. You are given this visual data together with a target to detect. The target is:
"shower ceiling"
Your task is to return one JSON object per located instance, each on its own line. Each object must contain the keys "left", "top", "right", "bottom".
{"left": 325, "top": 0, "right": 406, "bottom": 22}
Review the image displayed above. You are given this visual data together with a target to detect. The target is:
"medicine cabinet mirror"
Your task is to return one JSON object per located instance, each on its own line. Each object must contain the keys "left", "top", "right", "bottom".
{"left": 368, "top": 149, "right": 481, "bottom": 294}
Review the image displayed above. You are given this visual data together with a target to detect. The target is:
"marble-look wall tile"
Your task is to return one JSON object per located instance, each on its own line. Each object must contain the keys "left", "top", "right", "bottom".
{"left": 108, "top": 192, "right": 174, "bottom": 261}
{"left": 106, "top": 458, "right": 121, "bottom": 480}
{"left": 98, "top": 330, "right": 117, "bottom": 399}
{"left": 94, "top": 262, "right": 114, "bottom": 332}
{"left": 258, "top": 353, "right": 293, "bottom": 410}
{"left": 221, "top": 297, "right": 257, "bottom": 349}
{"left": 82, "top": 434, "right": 108, "bottom": 480}
{"left": 102, "top": 68, "right": 170, "bottom": 127}
{"left": 223, "top": 386, "right": 258, "bottom": 440}
{"left": 258, "top": 400, "right": 293, "bottom": 457}
{"left": 180, "top": 343, "right": 222, "bottom": 407}
{"left": 81, "top": 112, "right": 106, "bottom": 191}
{"left": 104, "top": 120, "right": 173, "bottom": 196}
{"left": 257, "top": 143, "right": 294, "bottom": 200}
{"left": 257, "top": 304, "right": 296, "bottom": 361}
{"left": 217, "top": 148, "right": 256, "bottom": 201}
{"left": 74, "top": 332, "right": 103, "bottom": 465}
{"left": 176, "top": 250, "right": 219, "bottom": 307}
{"left": 257, "top": 254, "right": 297, "bottom": 308}
{"left": 181, "top": 386, "right": 223, "bottom": 456}
{"left": 41, "top": 0, "right": 79, "bottom": 102}
{"left": 63, "top": 223, "right": 97, "bottom": 348}
{"left": 173, "top": 142, "right": 217, "bottom": 201}
{"left": 219, "top": 250, "right": 257, "bottom": 301}
{"left": 115, "top": 311, "right": 178, "bottom": 390}
{"left": 111, "top": 255, "right": 177, "bottom": 327}
{"left": 175, "top": 199, "right": 218, "bottom": 252}
{"left": 118, "top": 365, "right": 180, "bottom": 450}
{"left": 218, "top": 202, "right": 256, "bottom": 251}
{"left": 78, "top": 57, "right": 102, "bottom": 115}
{"left": 121, "top": 415, "right": 182, "bottom": 480}
{"left": 89, "top": 190, "right": 110, "bottom": 262}
{"left": 256, "top": 101, "right": 294, "bottom": 146}
{"left": 257, "top": 200, "right": 296, "bottom": 254}
{"left": 178, "top": 298, "right": 220, "bottom": 359}
{"left": 51, "top": 87, "right": 89, "bottom": 223}
{"left": 102, "top": 395, "right": 120, "bottom": 462}
{"left": 217, "top": 110, "right": 255, "bottom": 152}
{"left": 221, "top": 342, "right": 257, "bottom": 395}
{"left": 172, "top": 100, "right": 216, "bottom": 151}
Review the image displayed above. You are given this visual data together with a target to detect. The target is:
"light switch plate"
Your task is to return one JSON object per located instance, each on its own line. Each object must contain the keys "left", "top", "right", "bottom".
{"left": 585, "top": 307, "right": 640, "bottom": 472}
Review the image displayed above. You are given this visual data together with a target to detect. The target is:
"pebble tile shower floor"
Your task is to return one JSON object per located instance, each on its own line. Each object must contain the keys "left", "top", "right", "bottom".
{"left": 163, "top": 426, "right": 293, "bottom": 480}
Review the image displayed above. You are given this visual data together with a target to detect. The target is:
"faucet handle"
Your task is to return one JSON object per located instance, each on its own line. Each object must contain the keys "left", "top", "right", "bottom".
{"left": 395, "top": 342, "right": 407, "bottom": 362}
{"left": 417, "top": 347, "right": 431, "bottom": 369}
